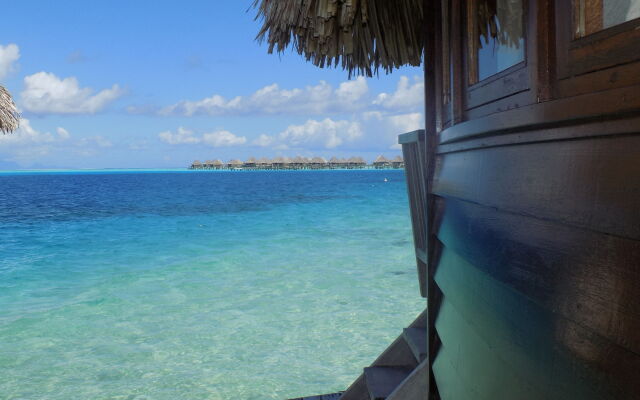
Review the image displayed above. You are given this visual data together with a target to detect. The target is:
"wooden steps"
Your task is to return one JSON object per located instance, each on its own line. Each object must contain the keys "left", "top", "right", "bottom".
{"left": 402, "top": 327, "right": 427, "bottom": 362}
{"left": 364, "top": 366, "right": 415, "bottom": 400}
{"left": 288, "top": 392, "right": 344, "bottom": 400}
{"left": 338, "top": 308, "right": 428, "bottom": 400}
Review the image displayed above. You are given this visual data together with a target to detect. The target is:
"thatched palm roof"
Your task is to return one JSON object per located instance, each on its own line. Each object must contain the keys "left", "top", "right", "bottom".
{"left": 393, "top": 155, "right": 404, "bottom": 162}
{"left": 0, "top": 85, "right": 19, "bottom": 134}
{"left": 311, "top": 156, "right": 327, "bottom": 164}
{"left": 374, "top": 155, "right": 390, "bottom": 163}
{"left": 213, "top": 159, "right": 224, "bottom": 166}
{"left": 258, "top": 157, "right": 271, "bottom": 164}
{"left": 253, "top": 0, "right": 424, "bottom": 77}
{"left": 228, "top": 159, "right": 243, "bottom": 166}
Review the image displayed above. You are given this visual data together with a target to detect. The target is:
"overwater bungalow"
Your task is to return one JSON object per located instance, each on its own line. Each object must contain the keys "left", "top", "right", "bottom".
{"left": 189, "top": 160, "right": 203, "bottom": 170}
{"left": 328, "top": 157, "right": 340, "bottom": 169}
{"left": 203, "top": 160, "right": 214, "bottom": 169}
{"left": 257, "top": 157, "right": 272, "bottom": 170}
{"left": 227, "top": 159, "right": 243, "bottom": 170}
{"left": 310, "top": 156, "right": 327, "bottom": 169}
{"left": 212, "top": 159, "right": 224, "bottom": 170}
{"left": 254, "top": 0, "right": 640, "bottom": 399}
{"left": 291, "top": 156, "right": 306, "bottom": 169}
{"left": 372, "top": 155, "right": 391, "bottom": 169}
{"left": 391, "top": 156, "right": 404, "bottom": 169}
{"left": 347, "top": 156, "right": 366, "bottom": 169}
{"left": 271, "top": 156, "right": 286, "bottom": 170}
{"left": 244, "top": 157, "right": 258, "bottom": 169}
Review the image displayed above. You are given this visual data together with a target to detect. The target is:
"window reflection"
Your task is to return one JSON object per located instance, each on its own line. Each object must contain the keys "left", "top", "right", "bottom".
{"left": 469, "top": 0, "right": 525, "bottom": 83}
{"left": 575, "top": 0, "right": 640, "bottom": 38}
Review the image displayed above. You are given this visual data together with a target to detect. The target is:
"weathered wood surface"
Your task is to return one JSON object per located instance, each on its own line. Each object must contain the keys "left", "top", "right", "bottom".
{"left": 433, "top": 135, "right": 640, "bottom": 239}
{"left": 386, "top": 360, "right": 430, "bottom": 400}
{"left": 434, "top": 245, "right": 640, "bottom": 400}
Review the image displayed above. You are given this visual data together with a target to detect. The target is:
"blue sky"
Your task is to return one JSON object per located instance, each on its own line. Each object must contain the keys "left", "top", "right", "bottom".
{"left": 0, "top": 1, "right": 424, "bottom": 169}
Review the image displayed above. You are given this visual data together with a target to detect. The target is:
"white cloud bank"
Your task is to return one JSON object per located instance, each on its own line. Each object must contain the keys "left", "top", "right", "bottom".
{"left": 374, "top": 76, "right": 424, "bottom": 110}
{"left": 0, "top": 119, "right": 70, "bottom": 146}
{"left": 154, "top": 77, "right": 370, "bottom": 117}
{"left": 254, "top": 118, "right": 363, "bottom": 150}
{"left": 159, "top": 127, "right": 247, "bottom": 147}
{"left": 21, "top": 72, "right": 124, "bottom": 114}
{"left": 0, "top": 44, "right": 20, "bottom": 80}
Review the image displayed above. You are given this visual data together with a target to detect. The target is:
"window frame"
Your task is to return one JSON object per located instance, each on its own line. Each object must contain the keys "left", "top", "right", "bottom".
{"left": 462, "top": 0, "right": 532, "bottom": 115}
{"left": 556, "top": 0, "right": 640, "bottom": 80}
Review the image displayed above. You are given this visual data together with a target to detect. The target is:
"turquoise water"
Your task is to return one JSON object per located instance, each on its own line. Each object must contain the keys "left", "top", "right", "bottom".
{"left": 0, "top": 170, "right": 424, "bottom": 400}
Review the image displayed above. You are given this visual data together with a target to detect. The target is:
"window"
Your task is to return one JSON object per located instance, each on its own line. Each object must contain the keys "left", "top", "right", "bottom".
{"left": 468, "top": 0, "right": 525, "bottom": 84}
{"left": 574, "top": 0, "right": 640, "bottom": 38}
{"left": 556, "top": 0, "right": 640, "bottom": 82}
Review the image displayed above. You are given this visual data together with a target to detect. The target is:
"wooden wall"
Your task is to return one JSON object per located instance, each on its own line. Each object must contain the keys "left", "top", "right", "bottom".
{"left": 418, "top": 1, "right": 640, "bottom": 398}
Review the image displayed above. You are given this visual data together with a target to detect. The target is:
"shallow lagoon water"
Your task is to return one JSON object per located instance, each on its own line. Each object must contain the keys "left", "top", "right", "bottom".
{"left": 0, "top": 170, "right": 423, "bottom": 399}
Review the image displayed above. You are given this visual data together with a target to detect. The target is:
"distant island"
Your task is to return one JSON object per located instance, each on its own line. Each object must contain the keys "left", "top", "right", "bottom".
{"left": 188, "top": 155, "right": 404, "bottom": 170}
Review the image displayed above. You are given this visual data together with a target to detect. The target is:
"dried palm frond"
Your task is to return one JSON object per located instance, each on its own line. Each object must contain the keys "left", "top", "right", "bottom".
{"left": 253, "top": 0, "right": 424, "bottom": 77}
{"left": 0, "top": 85, "right": 19, "bottom": 134}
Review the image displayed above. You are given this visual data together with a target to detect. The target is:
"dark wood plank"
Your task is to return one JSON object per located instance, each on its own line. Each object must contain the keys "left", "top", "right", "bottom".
{"left": 435, "top": 297, "right": 545, "bottom": 400}
{"left": 434, "top": 197, "right": 640, "bottom": 355}
{"left": 465, "top": 90, "right": 531, "bottom": 120}
{"left": 433, "top": 134, "right": 640, "bottom": 239}
{"left": 364, "top": 366, "right": 414, "bottom": 400}
{"left": 432, "top": 343, "right": 481, "bottom": 400}
{"left": 434, "top": 246, "right": 640, "bottom": 400}
{"left": 339, "top": 375, "right": 369, "bottom": 400}
{"left": 387, "top": 359, "right": 430, "bottom": 400}
{"left": 439, "top": 84, "right": 640, "bottom": 145}
{"left": 437, "top": 115, "right": 640, "bottom": 154}
{"left": 466, "top": 66, "right": 529, "bottom": 109}
{"left": 288, "top": 392, "right": 343, "bottom": 400}
{"left": 403, "top": 327, "right": 427, "bottom": 362}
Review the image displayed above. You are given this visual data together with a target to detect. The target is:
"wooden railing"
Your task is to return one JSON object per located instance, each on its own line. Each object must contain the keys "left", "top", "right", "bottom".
{"left": 399, "top": 129, "right": 428, "bottom": 298}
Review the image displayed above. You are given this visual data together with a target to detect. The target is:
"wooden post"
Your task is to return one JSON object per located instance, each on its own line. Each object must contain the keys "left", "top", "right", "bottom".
{"left": 424, "top": 0, "right": 441, "bottom": 399}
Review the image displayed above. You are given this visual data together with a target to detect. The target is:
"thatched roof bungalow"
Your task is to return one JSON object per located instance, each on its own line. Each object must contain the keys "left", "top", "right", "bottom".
{"left": 212, "top": 159, "right": 224, "bottom": 169}
{"left": 310, "top": 156, "right": 328, "bottom": 169}
{"left": 244, "top": 157, "right": 258, "bottom": 168}
{"left": 253, "top": 0, "right": 423, "bottom": 77}
{"left": 347, "top": 156, "right": 366, "bottom": 169}
{"left": 373, "top": 155, "right": 391, "bottom": 169}
{"left": 227, "top": 159, "right": 243, "bottom": 170}
{"left": 190, "top": 160, "right": 203, "bottom": 170}
{"left": 257, "top": 157, "right": 272, "bottom": 169}
{"left": 391, "top": 155, "right": 404, "bottom": 169}
{"left": 0, "top": 85, "right": 19, "bottom": 134}
{"left": 328, "top": 156, "right": 341, "bottom": 169}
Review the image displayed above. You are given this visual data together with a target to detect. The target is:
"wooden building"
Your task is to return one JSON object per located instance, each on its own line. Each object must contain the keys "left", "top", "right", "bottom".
{"left": 255, "top": 0, "right": 640, "bottom": 399}
{"left": 373, "top": 155, "right": 392, "bottom": 169}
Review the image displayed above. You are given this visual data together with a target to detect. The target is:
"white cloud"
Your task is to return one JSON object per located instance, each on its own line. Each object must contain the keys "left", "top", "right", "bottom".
{"left": 202, "top": 130, "right": 247, "bottom": 147}
{"left": 158, "top": 127, "right": 246, "bottom": 147}
{"left": 277, "top": 118, "right": 363, "bottom": 149}
{"left": 252, "top": 134, "right": 274, "bottom": 147}
{"left": 0, "top": 119, "right": 64, "bottom": 146}
{"left": 56, "top": 127, "right": 70, "bottom": 140}
{"left": 360, "top": 111, "right": 424, "bottom": 150}
{"left": 158, "top": 127, "right": 200, "bottom": 145}
{"left": 0, "top": 44, "right": 19, "bottom": 80}
{"left": 374, "top": 76, "right": 424, "bottom": 110}
{"left": 21, "top": 72, "right": 124, "bottom": 114}
{"left": 76, "top": 135, "right": 113, "bottom": 148}
{"left": 157, "top": 77, "right": 369, "bottom": 117}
